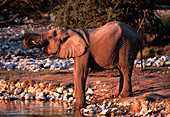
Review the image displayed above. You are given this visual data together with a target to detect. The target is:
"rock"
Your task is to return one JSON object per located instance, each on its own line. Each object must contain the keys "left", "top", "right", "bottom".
{"left": 2, "top": 45, "right": 9, "bottom": 50}
{"left": 21, "top": 30, "right": 26, "bottom": 35}
{"left": 44, "top": 62, "right": 51, "bottom": 68}
{"left": 0, "top": 79, "right": 6, "bottom": 85}
{"left": 111, "top": 107, "right": 118, "bottom": 112}
{"left": 83, "top": 108, "right": 96, "bottom": 115}
{"left": 161, "top": 56, "right": 170, "bottom": 61}
{"left": 144, "top": 109, "right": 153, "bottom": 116}
{"left": 99, "top": 109, "right": 111, "bottom": 116}
{"left": 57, "top": 87, "right": 64, "bottom": 94}
{"left": 86, "top": 95, "right": 91, "bottom": 101}
{"left": 155, "top": 60, "right": 165, "bottom": 67}
{"left": 14, "top": 88, "right": 23, "bottom": 95}
{"left": 36, "top": 92, "right": 46, "bottom": 101}
{"left": 139, "top": 106, "right": 149, "bottom": 115}
{"left": 25, "top": 93, "right": 34, "bottom": 100}
{"left": 165, "top": 61, "right": 170, "bottom": 66}
{"left": 86, "top": 88, "right": 94, "bottom": 94}
{"left": 28, "top": 86, "right": 35, "bottom": 94}
{"left": 67, "top": 107, "right": 72, "bottom": 112}
{"left": 63, "top": 94, "right": 68, "bottom": 101}
{"left": 86, "top": 104, "right": 96, "bottom": 109}
{"left": 68, "top": 88, "right": 74, "bottom": 93}
{"left": 20, "top": 92, "right": 27, "bottom": 99}
{"left": 67, "top": 97, "right": 74, "bottom": 103}
{"left": 69, "top": 68, "right": 74, "bottom": 71}
{"left": 107, "top": 101, "right": 113, "bottom": 108}
{"left": 48, "top": 95, "right": 55, "bottom": 101}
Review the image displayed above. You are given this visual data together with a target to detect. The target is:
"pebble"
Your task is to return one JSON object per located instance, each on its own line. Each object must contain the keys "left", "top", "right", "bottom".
{"left": 0, "top": 79, "right": 169, "bottom": 117}
{"left": 134, "top": 56, "right": 170, "bottom": 68}
{"left": 86, "top": 88, "right": 94, "bottom": 94}
{"left": 99, "top": 109, "right": 111, "bottom": 116}
{"left": 0, "top": 26, "right": 169, "bottom": 72}
{"left": 83, "top": 108, "right": 96, "bottom": 114}
{"left": 111, "top": 107, "right": 118, "bottom": 112}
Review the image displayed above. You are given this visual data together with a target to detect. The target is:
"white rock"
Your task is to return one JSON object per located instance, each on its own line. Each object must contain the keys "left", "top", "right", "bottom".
{"left": 155, "top": 60, "right": 164, "bottom": 67}
{"left": 28, "top": 86, "right": 35, "bottom": 94}
{"left": 86, "top": 95, "right": 91, "bottom": 101}
{"left": 69, "top": 68, "right": 74, "bottom": 71}
{"left": 86, "top": 88, "right": 94, "bottom": 94}
{"left": 144, "top": 109, "right": 153, "bottom": 116}
{"left": 68, "top": 88, "right": 74, "bottom": 93}
{"left": 14, "top": 88, "right": 23, "bottom": 95}
{"left": 39, "top": 83, "right": 44, "bottom": 87}
{"left": 86, "top": 104, "right": 96, "bottom": 109}
{"left": 53, "top": 92, "right": 60, "bottom": 98}
{"left": 36, "top": 92, "right": 46, "bottom": 100}
{"left": 48, "top": 95, "right": 55, "bottom": 101}
{"left": 63, "top": 90, "right": 68, "bottom": 94}
{"left": 153, "top": 57, "right": 158, "bottom": 60}
{"left": 165, "top": 61, "right": 170, "bottom": 66}
{"left": 67, "top": 97, "right": 74, "bottom": 103}
{"left": 21, "top": 30, "right": 26, "bottom": 35}
{"left": 111, "top": 107, "right": 118, "bottom": 112}
{"left": 50, "top": 65, "right": 56, "bottom": 70}
{"left": 20, "top": 92, "right": 27, "bottom": 98}
{"left": 83, "top": 108, "right": 96, "bottom": 114}
{"left": 0, "top": 79, "right": 6, "bottom": 85}
{"left": 107, "top": 101, "right": 112, "bottom": 108}
{"left": 25, "top": 93, "right": 34, "bottom": 100}
{"left": 139, "top": 106, "right": 149, "bottom": 115}
{"left": 57, "top": 87, "right": 64, "bottom": 93}
{"left": 161, "top": 56, "right": 170, "bottom": 61}
{"left": 96, "top": 81, "right": 101, "bottom": 84}
{"left": 63, "top": 94, "right": 68, "bottom": 101}
{"left": 33, "top": 68, "right": 40, "bottom": 72}
{"left": 67, "top": 107, "right": 72, "bottom": 112}
{"left": 44, "top": 62, "right": 52, "bottom": 68}
{"left": 2, "top": 45, "right": 9, "bottom": 50}
{"left": 99, "top": 109, "right": 111, "bottom": 116}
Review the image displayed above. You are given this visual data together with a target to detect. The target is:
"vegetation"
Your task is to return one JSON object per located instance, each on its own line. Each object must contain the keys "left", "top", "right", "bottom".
{"left": 54, "top": 0, "right": 169, "bottom": 47}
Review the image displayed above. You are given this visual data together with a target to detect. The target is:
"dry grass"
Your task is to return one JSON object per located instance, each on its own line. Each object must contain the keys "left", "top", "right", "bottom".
{"left": 137, "top": 44, "right": 170, "bottom": 59}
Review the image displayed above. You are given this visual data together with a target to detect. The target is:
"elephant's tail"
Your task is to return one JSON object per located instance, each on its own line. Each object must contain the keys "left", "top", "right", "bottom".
{"left": 139, "top": 37, "right": 144, "bottom": 71}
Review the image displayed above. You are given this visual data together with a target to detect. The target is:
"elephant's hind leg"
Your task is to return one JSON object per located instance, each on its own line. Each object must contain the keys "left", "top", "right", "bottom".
{"left": 114, "top": 69, "right": 123, "bottom": 98}
{"left": 118, "top": 65, "right": 133, "bottom": 98}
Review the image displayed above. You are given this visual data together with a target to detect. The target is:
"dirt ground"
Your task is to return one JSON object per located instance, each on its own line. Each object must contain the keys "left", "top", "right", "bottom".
{"left": 0, "top": 67, "right": 169, "bottom": 99}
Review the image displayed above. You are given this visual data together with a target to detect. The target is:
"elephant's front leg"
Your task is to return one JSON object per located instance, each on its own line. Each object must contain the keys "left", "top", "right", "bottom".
{"left": 73, "top": 52, "right": 89, "bottom": 109}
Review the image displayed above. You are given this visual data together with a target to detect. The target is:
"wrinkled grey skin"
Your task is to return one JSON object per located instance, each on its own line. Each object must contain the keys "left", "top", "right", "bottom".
{"left": 24, "top": 21, "right": 143, "bottom": 109}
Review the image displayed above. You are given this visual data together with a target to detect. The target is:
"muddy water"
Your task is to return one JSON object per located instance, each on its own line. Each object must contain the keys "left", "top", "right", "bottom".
{"left": 0, "top": 100, "right": 76, "bottom": 117}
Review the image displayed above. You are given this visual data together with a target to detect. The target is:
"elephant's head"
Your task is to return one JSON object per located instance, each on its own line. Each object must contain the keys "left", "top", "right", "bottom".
{"left": 24, "top": 28, "right": 87, "bottom": 58}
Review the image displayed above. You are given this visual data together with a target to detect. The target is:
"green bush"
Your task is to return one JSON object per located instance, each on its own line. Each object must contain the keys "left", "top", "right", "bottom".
{"left": 53, "top": 0, "right": 168, "bottom": 47}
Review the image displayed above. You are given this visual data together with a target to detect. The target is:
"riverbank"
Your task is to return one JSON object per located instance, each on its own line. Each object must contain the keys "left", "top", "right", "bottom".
{"left": 0, "top": 67, "right": 169, "bottom": 116}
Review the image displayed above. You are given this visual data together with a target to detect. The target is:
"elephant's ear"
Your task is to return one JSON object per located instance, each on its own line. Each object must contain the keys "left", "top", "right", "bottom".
{"left": 58, "top": 33, "right": 87, "bottom": 58}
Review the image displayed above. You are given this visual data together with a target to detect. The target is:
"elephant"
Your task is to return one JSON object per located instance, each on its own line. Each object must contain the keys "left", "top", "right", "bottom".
{"left": 24, "top": 21, "right": 143, "bottom": 109}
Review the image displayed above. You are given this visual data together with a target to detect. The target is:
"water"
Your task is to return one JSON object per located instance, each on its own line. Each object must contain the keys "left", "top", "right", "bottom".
{"left": 0, "top": 100, "right": 76, "bottom": 117}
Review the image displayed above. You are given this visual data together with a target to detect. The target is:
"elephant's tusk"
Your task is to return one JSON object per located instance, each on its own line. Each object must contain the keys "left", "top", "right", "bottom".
{"left": 32, "top": 40, "right": 39, "bottom": 45}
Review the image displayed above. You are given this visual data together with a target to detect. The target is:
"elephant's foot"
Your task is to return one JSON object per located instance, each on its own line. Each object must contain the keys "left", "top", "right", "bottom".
{"left": 114, "top": 92, "right": 120, "bottom": 98}
{"left": 73, "top": 102, "right": 87, "bottom": 110}
{"left": 118, "top": 91, "right": 133, "bottom": 98}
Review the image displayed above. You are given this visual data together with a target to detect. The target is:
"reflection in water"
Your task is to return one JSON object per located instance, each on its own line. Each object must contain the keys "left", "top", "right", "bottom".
{"left": 75, "top": 110, "right": 85, "bottom": 117}
{"left": 0, "top": 100, "right": 76, "bottom": 117}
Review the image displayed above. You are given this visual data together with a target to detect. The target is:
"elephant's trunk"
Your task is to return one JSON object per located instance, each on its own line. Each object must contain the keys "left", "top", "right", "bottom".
{"left": 24, "top": 34, "right": 42, "bottom": 48}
